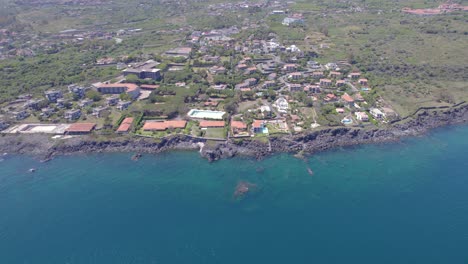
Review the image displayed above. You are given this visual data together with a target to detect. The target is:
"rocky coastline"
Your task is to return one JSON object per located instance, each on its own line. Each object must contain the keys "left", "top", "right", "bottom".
{"left": 1, "top": 103, "right": 467, "bottom": 162}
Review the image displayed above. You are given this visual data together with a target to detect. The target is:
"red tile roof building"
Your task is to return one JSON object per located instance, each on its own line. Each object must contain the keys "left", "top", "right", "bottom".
{"left": 116, "top": 117, "right": 134, "bottom": 133}
{"left": 66, "top": 123, "right": 96, "bottom": 134}
{"left": 199, "top": 121, "right": 225, "bottom": 128}
{"left": 341, "top": 93, "right": 355, "bottom": 104}
{"left": 142, "top": 120, "right": 187, "bottom": 131}
{"left": 231, "top": 120, "right": 247, "bottom": 130}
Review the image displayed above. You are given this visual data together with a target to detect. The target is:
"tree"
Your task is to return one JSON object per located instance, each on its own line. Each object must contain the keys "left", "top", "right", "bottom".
{"left": 224, "top": 100, "right": 238, "bottom": 115}
{"left": 119, "top": 93, "right": 131, "bottom": 101}
{"left": 86, "top": 90, "right": 102, "bottom": 102}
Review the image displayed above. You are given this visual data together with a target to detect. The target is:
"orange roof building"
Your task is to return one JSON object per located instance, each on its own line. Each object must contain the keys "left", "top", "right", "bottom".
{"left": 116, "top": 117, "right": 134, "bottom": 133}
{"left": 142, "top": 120, "right": 187, "bottom": 131}
{"left": 66, "top": 123, "right": 96, "bottom": 134}
{"left": 199, "top": 121, "right": 225, "bottom": 128}
{"left": 231, "top": 120, "right": 247, "bottom": 130}
{"left": 341, "top": 93, "right": 355, "bottom": 103}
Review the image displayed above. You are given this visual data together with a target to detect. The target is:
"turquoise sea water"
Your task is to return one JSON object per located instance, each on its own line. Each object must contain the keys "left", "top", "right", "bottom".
{"left": 0, "top": 125, "right": 468, "bottom": 263}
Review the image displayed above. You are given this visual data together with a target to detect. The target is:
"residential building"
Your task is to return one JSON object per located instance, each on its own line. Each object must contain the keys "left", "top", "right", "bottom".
{"left": 245, "top": 78, "right": 257, "bottom": 86}
{"left": 329, "top": 71, "right": 342, "bottom": 78}
{"left": 350, "top": 72, "right": 361, "bottom": 79}
{"left": 65, "top": 123, "right": 96, "bottom": 135}
{"left": 358, "top": 78, "right": 368, "bottom": 86}
{"left": 252, "top": 120, "right": 266, "bottom": 134}
{"left": 354, "top": 93, "right": 365, "bottom": 102}
{"left": 95, "top": 83, "right": 141, "bottom": 99}
{"left": 12, "top": 110, "right": 29, "bottom": 120}
{"left": 341, "top": 93, "right": 355, "bottom": 106}
{"left": 122, "top": 60, "right": 160, "bottom": 80}
{"left": 68, "top": 84, "right": 87, "bottom": 98}
{"left": 274, "top": 97, "right": 289, "bottom": 113}
{"left": 289, "top": 84, "right": 302, "bottom": 92}
{"left": 320, "top": 78, "right": 332, "bottom": 86}
{"left": 56, "top": 98, "right": 68, "bottom": 108}
{"left": 64, "top": 109, "right": 81, "bottom": 121}
{"left": 311, "top": 71, "right": 324, "bottom": 78}
{"left": 116, "top": 117, "right": 134, "bottom": 133}
{"left": 199, "top": 121, "right": 225, "bottom": 128}
{"left": 307, "top": 61, "right": 321, "bottom": 69}
{"left": 41, "top": 107, "right": 55, "bottom": 117}
{"left": 230, "top": 120, "right": 248, "bottom": 135}
{"left": 92, "top": 106, "right": 108, "bottom": 118}
{"left": 245, "top": 67, "right": 257, "bottom": 75}
{"left": 304, "top": 85, "right": 320, "bottom": 94}
{"left": 142, "top": 120, "right": 187, "bottom": 131}
{"left": 23, "top": 99, "right": 42, "bottom": 110}
{"left": 370, "top": 108, "right": 385, "bottom": 119}
{"left": 324, "top": 93, "right": 337, "bottom": 102}
{"left": 336, "top": 80, "right": 346, "bottom": 87}
{"left": 123, "top": 68, "right": 161, "bottom": 81}
{"left": 262, "top": 81, "right": 276, "bottom": 89}
{"left": 283, "top": 64, "right": 297, "bottom": 72}
{"left": 106, "top": 96, "right": 119, "bottom": 106}
{"left": 117, "top": 101, "right": 132, "bottom": 111}
{"left": 289, "top": 72, "right": 302, "bottom": 80}
{"left": 209, "top": 65, "right": 226, "bottom": 74}
{"left": 355, "top": 112, "right": 369, "bottom": 122}
{"left": 44, "top": 90, "right": 63, "bottom": 103}
{"left": 78, "top": 99, "right": 93, "bottom": 108}
{"left": 236, "top": 64, "right": 248, "bottom": 71}
{"left": 260, "top": 105, "right": 272, "bottom": 118}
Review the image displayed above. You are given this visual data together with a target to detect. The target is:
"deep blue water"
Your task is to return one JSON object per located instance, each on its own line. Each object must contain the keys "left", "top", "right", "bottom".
{"left": 0, "top": 125, "right": 467, "bottom": 263}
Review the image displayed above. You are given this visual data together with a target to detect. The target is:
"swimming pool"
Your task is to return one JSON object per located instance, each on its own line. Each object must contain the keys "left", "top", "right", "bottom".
{"left": 187, "top": 109, "right": 226, "bottom": 120}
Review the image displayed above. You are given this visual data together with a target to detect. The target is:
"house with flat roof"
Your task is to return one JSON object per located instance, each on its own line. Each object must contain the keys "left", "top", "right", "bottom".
{"left": 79, "top": 99, "right": 93, "bottom": 108}
{"left": 41, "top": 107, "right": 55, "bottom": 117}
{"left": 355, "top": 112, "right": 369, "bottom": 122}
{"left": 68, "top": 84, "right": 87, "bottom": 98}
{"left": 95, "top": 83, "right": 141, "bottom": 100}
{"left": 359, "top": 78, "right": 368, "bottom": 86}
{"left": 64, "top": 109, "right": 81, "bottom": 121}
{"left": 370, "top": 108, "right": 385, "bottom": 119}
{"left": 12, "top": 110, "right": 30, "bottom": 120}
{"left": 336, "top": 80, "right": 346, "bottom": 87}
{"left": 44, "top": 90, "right": 63, "bottom": 103}
{"left": 312, "top": 71, "right": 324, "bottom": 78}
{"left": 116, "top": 101, "right": 132, "bottom": 111}
{"left": 320, "top": 78, "right": 332, "bottom": 87}
{"left": 92, "top": 106, "right": 108, "bottom": 118}
{"left": 274, "top": 97, "right": 289, "bottom": 113}
{"left": 350, "top": 72, "right": 361, "bottom": 79}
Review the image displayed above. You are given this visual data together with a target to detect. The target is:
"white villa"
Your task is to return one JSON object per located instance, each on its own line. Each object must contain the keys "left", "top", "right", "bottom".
{"left": 274, "top": 97, "right": 289, "bottom": 113}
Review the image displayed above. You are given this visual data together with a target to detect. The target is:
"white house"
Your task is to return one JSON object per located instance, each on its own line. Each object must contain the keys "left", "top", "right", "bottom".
{"left": 355, "top": 112, "right": 369, "bottom": 122}
{"left": 274, "top": 97, "right": 289, "bottom": 113}
{"left": 370, "top": 108, "right": 385, "bottom": 119}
